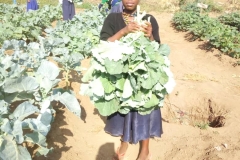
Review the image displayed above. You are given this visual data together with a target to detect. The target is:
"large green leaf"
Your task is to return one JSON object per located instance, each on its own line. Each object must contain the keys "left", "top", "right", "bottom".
{"left": 91, "top": 78, "right": 105, "bottom": 97}
{"left": 118, "top": 106, "right": 131, "bottom": 115}
{"left": 38, "top": 110, "right": 53, "bottom": 126}
{"left": 37, "top": 60, "right": 60, "bottom": 81}
{"left": 95, "top": 98, "right": 120, "bottom": 116}
{"left": 0, "top": 135, "right": 31, "bottom": 160}
{"left": 81, "top": 65, "right": 94, "bottom": 82}
{"left": 4, "top": 92, "right": 34, "bottom": 103}
{"left": 9, "top": 101, "right": 39, "bottom": 121}
{"left": 58, "top": 92, "right": 81, "bottom": 117}
{"left": 0, "top": 100, "right": 9, "bottom": 115}
{"left": 116, "top": 77, "right": 126, "bottom": 91}
{"left": 100, "top": 76, "right": 115, "bottom": 94}
{"left": 0, "top": 119, "right": 12, "bottom": 134}
{"left": 143, "top": 94, "right": 159, "bottom": 109}
{"left": 141, "top": 68, "right": 161, "bottom": 89}
{"left": 122, "top": 77, "right": 133, "bottom": 99}
{"left": 132, "top": 62, "right": 147, "bottom": 72}
{"left": 159, "top": 71, "right": 169, "bottom": 85}
{"left": 104, "top": 58, "right": 124, "bottom": 75}
{"left": 159, "top": 44, "right": 171, "bottom": 56}
{"left": 3, "top": 77, "right": 39, "bottom": 93}
{"left": 12, "top": 120, "right": 24, "bottom": 144}
{"left": 22, "top": 119, "right": 49, "bottom": 136}
{"left": 25, "top": 132, "right": 46, "bottom": 146}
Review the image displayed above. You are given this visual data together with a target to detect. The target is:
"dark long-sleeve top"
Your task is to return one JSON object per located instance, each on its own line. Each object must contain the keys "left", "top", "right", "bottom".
{"left": 100, "top": 13, "right": 161, "bottom": 44}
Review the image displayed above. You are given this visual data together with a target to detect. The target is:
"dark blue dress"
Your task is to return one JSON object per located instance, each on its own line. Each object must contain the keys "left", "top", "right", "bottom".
{"left": 27, "top": 0, "right": 38, "bottom": 11}
{"left": 105, "top": 109, "right": 163, "bottom": 144}
{"left": 62, "top": 0, "right": 75, "bottom": 20}
{"left": 100, "top": 13, "right": 162, "bottom": 144}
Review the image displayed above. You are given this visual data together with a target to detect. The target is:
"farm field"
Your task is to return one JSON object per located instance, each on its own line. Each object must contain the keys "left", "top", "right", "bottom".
{"left": 0, "top": 0, "right": 240, "bottom": 160}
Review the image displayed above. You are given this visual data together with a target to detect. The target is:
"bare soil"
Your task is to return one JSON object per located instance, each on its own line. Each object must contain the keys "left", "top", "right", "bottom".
{"left": 34, "top": 2, "right": 240, "bottom": 160}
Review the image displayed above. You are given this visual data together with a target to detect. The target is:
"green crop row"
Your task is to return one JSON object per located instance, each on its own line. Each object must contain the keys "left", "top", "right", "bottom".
{"left": 218, "top": 12, "right": 240, "bottom": 31}
{"left": 0, "top": 3, "right": 61, "bottom": 45}
{"left": 172, "top": 9, "right": 240, "bottom": 58}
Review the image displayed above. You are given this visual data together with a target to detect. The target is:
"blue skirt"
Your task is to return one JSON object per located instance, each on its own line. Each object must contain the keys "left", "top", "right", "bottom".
{"left": 27, "top": 0, "right": 38, "bottom": 11}
{"left": 62, "top": 0, "right": 75, "bottom": 20}
{"left": 104, "top": 108, "right": 163, "bottom": 144}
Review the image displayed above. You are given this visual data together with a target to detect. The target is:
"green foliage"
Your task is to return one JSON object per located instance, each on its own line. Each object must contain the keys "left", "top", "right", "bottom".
{"left": 219, "top": 12, "right": 240, "bottom": 31}
{"left": 45, "top": 5, "right": 107, "bottom": 58}
{"left": 80, "top": 32, "right": 175, "bottom": 116}
{"left": 0, "top": 38, "right": 81, "bottom": 159}
{"left": 180, "top": 2, "right": 201, "bottom": 13}
{"left": 172, "top": 11, "right": 200, "bottom": 31}
{"left": 0, "top": 4, "right": 61, "bottom": 45}
{"left": 172, "top": 5, "right": 240, "bottom": 58}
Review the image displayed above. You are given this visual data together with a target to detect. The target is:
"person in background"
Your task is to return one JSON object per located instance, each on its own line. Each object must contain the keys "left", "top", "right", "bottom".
{"left": 110, "top": 0, "right": 123, "bottom": 13}
{"left": 62, "top": 0, "right": 75, "bottom": 20}
{"left": 99, "top": 0, "right": 123, "bottom": 13}
{"left": 27, "top": 0, "right": 39, "bottom": 11}
{"left": 98, "top": 0, "right": 111, "bottom": 11}
{"left": 13, "top": 0, "right": 17, "bottom": 4}
{"left": 100, "top": 0, "right": 162, "bottom": 159}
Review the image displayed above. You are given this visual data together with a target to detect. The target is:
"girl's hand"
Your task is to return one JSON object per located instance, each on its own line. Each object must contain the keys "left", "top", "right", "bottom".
{"left": 122, "top": 21, "right": 140, "bottom": 35}
{"left": 141, "top": 21, "right": 154, "bottom": 40}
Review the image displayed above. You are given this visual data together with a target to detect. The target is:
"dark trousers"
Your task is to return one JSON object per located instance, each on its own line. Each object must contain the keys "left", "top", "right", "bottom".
{"left": 62, "top": 0, "right": 75, "bottom": 20}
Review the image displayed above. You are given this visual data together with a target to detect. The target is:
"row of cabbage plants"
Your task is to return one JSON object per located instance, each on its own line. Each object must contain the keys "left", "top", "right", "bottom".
{"left": 0, "top": 3, "right": 107, "bottom": 160}
{"left": 0, "top": 3, "right": 62, "bottom": 45}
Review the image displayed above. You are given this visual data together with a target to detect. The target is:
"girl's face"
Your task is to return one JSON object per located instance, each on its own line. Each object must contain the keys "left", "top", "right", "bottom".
{"left": 122, "top": 0, "right": 139, "bottom": 11}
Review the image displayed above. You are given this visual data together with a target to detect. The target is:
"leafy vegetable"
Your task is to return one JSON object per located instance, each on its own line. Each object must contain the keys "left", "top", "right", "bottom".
{"left": 45, "top": 5, "right": 106, "bottom": 58}
{"left": 0, "top": 38, "right": 81, "bottom": 159}
{"left": 80, "top": 6, "right": 175, "bottom": 116}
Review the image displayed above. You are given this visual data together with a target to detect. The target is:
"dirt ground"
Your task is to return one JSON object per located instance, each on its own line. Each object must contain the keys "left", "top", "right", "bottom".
{"left": 34, "top": 2, "right": 240, "bottom": 160}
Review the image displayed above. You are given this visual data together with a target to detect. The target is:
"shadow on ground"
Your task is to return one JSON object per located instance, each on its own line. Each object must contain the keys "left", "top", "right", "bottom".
{"left": 93, "top": 108, "right": 107, "bottom": 124}
{"left": 31, "top": 105, "right": 73, "bottom": 160}
{"left": 95, "top": 142, "right": 115, "bottom": 160}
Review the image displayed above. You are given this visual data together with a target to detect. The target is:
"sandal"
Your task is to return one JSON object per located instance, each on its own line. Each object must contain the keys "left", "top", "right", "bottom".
{"left": 112, "top": 147, "right": 126, "bottom": 160}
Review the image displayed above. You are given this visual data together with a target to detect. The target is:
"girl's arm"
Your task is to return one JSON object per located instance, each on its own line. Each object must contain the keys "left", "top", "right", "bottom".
{"left": 107, "top": 21, "right": 140, "bottom": 42}
{"left": 141, "top": 15, "right": 161, "bottom": 43}
{"left": 140, "top": 22, "right": 154, "bottom": 41}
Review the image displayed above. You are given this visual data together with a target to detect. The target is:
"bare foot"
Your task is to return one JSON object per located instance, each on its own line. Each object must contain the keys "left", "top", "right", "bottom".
{"left": 113, "top": 141, "right": 128, "bottom": 160}
{"left": 137, "top": 150, "right": 150, "bottom": 160}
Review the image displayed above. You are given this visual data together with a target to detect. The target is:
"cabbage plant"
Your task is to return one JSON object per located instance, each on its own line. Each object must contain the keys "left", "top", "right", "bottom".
{"left": 0, "top": 39, "right": 81, "bottom": 159}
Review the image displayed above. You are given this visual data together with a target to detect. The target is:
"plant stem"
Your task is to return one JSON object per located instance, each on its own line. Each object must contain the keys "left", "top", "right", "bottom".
{"left": 65, "top": 69, "right": 70, "bottom": 90}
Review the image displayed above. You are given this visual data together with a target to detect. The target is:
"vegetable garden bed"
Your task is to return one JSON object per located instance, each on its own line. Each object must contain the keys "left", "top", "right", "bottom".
{"left": 172, "top": 3, "right": 240, "bottom": 58}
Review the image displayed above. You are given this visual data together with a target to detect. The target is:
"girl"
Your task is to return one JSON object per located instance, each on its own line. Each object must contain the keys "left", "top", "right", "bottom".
{"left": 100, "top": 0, "right": 162, "bottom": 159}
